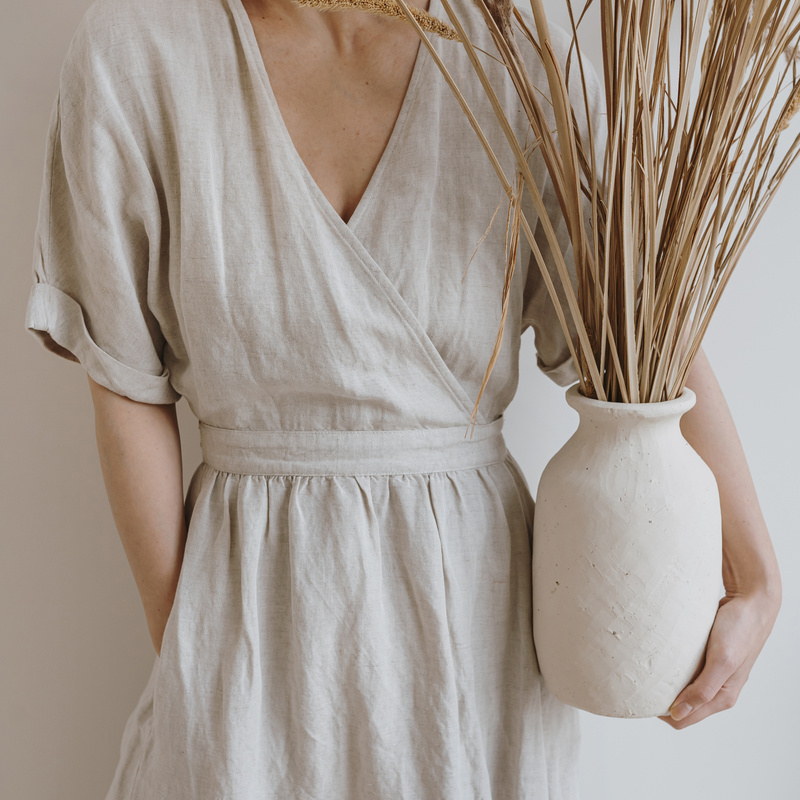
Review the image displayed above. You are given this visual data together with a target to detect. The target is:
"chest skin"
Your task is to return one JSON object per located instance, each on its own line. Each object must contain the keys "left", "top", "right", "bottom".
{"left": 241, "top": 0, "right": 429, "bottom": 224}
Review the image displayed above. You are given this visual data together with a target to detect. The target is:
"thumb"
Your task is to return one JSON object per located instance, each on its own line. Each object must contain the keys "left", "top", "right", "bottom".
{"left": 668, "top": 645, "right": 737, "bottom": 721}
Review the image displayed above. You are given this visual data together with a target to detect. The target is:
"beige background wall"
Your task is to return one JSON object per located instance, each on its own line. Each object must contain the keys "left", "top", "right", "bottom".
{"left": 2, "top": 2, "right": 798, "bottom": 798}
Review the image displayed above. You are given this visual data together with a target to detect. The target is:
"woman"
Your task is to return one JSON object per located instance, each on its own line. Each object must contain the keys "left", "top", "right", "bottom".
{"left": 24, "top": 0, "right": 781, "bottom": 797}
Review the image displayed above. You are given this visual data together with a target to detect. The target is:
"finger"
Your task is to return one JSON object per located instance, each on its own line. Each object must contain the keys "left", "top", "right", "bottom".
{"left": 667, "top": 643, "right": 744, "bottom": 722}
{"left": 659, "top": 684, "right": 741, "bottom": 730}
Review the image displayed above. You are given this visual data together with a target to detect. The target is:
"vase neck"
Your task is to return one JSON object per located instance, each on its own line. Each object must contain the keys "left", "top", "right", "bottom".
{"left": 564, "top": 385, "right": 696, "bottom": 431}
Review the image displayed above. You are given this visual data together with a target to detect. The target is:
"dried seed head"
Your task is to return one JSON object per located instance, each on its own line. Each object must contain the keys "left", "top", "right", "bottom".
{"left": 749, "top": 10, "right": 800, "bottom": 64}
{"left": 777, "top": 82, "right": 800, "bottom": 133}
{"left": 292, "top": 0, "right": 460, "bottom": 40}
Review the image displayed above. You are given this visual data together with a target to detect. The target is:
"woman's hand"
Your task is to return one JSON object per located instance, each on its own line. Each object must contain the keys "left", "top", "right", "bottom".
{"left": 660, "top": 346, "right": 782, "bottom": 729}
{"left": 660, "top": 586, "right": 780, "bottom": 729}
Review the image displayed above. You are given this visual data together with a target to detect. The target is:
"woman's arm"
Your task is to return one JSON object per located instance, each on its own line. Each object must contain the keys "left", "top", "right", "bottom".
{"left": 87, "top": 374, "right": 187, "bottom": 656}
{"left": 661, "top": 346, "right": 782, "bottom": 729}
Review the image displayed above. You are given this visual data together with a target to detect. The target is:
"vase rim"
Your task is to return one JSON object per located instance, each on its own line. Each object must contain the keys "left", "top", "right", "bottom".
{"left": 565, "top": 383, "right": 696, "bottom": 417}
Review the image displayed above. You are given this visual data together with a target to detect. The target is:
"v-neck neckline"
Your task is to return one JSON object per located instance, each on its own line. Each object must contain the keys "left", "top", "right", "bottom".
{"left": 229, "top": 0, "right": 438, "bottom": 235}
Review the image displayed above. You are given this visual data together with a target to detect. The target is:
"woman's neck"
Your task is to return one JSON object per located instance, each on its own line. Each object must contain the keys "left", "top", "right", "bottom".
{"left": 240, "top": 0, "right": 432, "bottom": 50}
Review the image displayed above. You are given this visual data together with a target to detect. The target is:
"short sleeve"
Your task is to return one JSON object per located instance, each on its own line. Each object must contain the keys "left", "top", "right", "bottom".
{"left": 521, "top": 23, "right": 607, "bottom": 387}
{"left": 24, "top": 23, "right": 180, "bottom": 405}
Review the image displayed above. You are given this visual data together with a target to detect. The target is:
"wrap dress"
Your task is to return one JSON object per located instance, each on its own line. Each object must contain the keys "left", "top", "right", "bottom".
{"left": 24, "top": 0, "right": 604, "bottom": 797}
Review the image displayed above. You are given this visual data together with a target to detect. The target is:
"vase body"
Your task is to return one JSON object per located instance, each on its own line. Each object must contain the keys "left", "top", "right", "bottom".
{"left": 532, "top": 385, "right": 723, "bottom": 718}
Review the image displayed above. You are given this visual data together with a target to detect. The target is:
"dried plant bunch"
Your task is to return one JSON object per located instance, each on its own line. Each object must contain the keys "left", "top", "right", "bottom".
{"left": 293, "top": 0, "right": 460, "bottom": 39}
{"left": 295, "top": 0, "right": 800, "bottom": 416}
{"left": 454, "top": 0, "right": 800, "bottom": 406}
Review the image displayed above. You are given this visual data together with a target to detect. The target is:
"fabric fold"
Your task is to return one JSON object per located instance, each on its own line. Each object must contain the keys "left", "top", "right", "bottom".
{"left": 25, "top": 281, "right": 181, "bottom": 404}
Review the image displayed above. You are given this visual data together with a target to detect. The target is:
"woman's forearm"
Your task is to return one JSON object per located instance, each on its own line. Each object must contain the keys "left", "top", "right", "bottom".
{"left": 661, "top": 346, "right": 782, "bottom": 728}
{"left": 87, "top": 374, "right": 187, "bottom": 656}
{"left": 680, "top": 347, "right": 782, "bottom": 601}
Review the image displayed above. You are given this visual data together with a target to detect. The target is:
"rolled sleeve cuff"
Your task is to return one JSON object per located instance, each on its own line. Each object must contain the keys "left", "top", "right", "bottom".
{"left": 537, "top": 354, "right": 580, "bottom": 387}
{"left": 25, "top": 281, "right": 181, "bottom": 405}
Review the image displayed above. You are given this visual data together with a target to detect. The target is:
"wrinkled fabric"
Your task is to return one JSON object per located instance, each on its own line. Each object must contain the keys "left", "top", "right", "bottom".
{"left": 24, "top": 0, "right": 604, "bottom": 797}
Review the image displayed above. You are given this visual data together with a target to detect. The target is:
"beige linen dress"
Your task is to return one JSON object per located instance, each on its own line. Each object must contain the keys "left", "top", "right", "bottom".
{"left": 24, "top": 0, "right": 603, "bottom": 797}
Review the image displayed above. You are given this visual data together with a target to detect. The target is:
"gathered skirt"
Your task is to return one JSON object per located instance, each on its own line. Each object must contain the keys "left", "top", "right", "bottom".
{"left": 103, "top": 418, "right": 581, "bottom": 799}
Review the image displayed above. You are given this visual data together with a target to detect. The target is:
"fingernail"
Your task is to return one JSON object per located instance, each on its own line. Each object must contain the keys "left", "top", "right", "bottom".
{"left": 670, "top": 702, "right": 693, "bottom": 721}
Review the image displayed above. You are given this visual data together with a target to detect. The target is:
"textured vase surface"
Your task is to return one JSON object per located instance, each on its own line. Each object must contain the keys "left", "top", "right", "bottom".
{"left": 532, "top": 385, "right": 723, "bottom": 718}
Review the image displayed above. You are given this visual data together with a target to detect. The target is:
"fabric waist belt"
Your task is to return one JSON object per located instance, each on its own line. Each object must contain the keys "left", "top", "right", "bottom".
{"left": 197, "top": 418, "right": 508, "bottom": 476}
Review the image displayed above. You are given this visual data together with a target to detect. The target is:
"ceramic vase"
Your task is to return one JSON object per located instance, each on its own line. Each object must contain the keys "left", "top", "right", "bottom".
{"left": 532, "top": 384, "right": 723, "bottom": 718}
